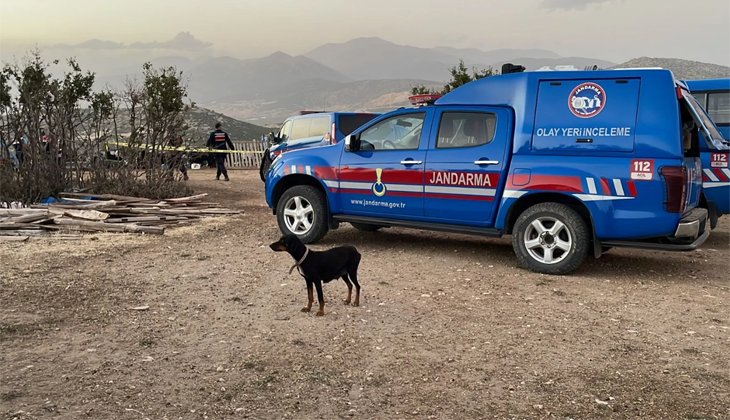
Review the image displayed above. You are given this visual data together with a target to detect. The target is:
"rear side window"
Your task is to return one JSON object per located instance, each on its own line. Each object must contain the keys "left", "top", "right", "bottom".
{"left": 278, "top": 120, "right": 292, "bottom": 142}
{"left": 338, "top": 114, "right": 378, "bottom": 137}
{"left": 532, "top": 78, "right": 640, "bottom": 153}
{"left": 437, "top": 112, "right": 496, "bottom": 148}
{"left": 707, "top": 92, "right": 730, "bottom": 125}
{"left": 289, "top": 116, "right": 331, "bottom": 144}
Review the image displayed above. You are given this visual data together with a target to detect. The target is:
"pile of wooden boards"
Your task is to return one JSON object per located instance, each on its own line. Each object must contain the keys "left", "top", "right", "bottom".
{"left": 0, "top": 193, "right": 242, "bottom": 241}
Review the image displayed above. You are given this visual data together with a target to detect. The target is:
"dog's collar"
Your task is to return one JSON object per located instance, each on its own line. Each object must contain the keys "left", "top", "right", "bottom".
{"left": 288, "top": 248, "right": 310, "bottom": 275}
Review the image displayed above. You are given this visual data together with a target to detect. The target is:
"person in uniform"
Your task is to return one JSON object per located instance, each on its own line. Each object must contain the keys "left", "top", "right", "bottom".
{"left": 206, "top": 122, "right": 235, "bottom": 181}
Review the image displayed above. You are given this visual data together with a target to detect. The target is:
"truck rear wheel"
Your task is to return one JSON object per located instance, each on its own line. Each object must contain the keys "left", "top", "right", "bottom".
{"left": 276, "top": 185, "right": 328, "bottom": 244}
{"left": 512, "top": 202, "right": 589, "bottom": 275}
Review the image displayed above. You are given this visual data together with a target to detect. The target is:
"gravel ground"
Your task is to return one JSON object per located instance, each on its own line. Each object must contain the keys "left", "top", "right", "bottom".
{"left": 1, "top": 169, "right": 728, "bottom": 420}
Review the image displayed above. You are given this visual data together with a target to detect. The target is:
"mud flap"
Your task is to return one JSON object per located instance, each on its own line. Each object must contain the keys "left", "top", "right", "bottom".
{"left": 593, "top": 230, "right": 603, "bottom": 259}
{"left": 707, "top": 200, "right": 718, "bottom": 230}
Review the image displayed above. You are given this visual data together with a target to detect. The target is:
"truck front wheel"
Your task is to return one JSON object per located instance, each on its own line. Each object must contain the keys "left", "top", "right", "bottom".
{"left": 512, "top": 202, "right": 589, "bottom": 275}
{"left": 276, "top": 185, "right": 329, "bottom": 244}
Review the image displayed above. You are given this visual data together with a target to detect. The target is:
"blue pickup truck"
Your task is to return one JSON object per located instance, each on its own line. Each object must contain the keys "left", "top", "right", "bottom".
{"left": 264, "top": 67, "right": 715, "bottom": 274}
{"left": 684, "top": 78, "right": 730, "bottom": 227}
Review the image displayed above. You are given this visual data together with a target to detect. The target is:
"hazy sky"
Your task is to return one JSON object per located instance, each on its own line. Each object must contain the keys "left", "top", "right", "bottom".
{"left": 1, "top": 0, "right": 729, "bottom": 65}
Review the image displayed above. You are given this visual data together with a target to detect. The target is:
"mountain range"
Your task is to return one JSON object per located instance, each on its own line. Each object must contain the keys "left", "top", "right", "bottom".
{"left": 42, "top": 34, "right": 730, "bottom": 125}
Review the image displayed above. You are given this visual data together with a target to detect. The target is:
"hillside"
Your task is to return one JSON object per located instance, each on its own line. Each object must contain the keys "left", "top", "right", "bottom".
{"left": 186, "top": 52, "right": 349, "bottom": 102}
{"left": 611, "top": 57, "right": 730, "bottom": 79}
{"left": 185, "top": 107, "right": 269, "bottom": 144}
{"left": 110, "top": 107, "right": 269, "bottom": 146}
{"left": 202, "top": 78, "right": 443, "bottom": 124}
{"left": 304, "top": 37, "right": 613, "bottom": 81}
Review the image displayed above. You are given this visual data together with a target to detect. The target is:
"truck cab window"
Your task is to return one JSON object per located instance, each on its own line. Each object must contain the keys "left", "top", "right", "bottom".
{"left": 358, "top": 113, "right": 425, "bottom": 151}
{"left": 437, "top": 112, "right": 496, "bottom": 149}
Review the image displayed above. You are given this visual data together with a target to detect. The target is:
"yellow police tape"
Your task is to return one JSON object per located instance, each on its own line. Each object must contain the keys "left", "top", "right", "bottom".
{"left": 107, "top": 141, "right": 263, "bottom": 154}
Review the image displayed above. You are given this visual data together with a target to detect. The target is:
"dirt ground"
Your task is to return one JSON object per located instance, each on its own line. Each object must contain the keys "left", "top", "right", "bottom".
{"left": 1, "top": 169, "right": 729, "bottom": 420}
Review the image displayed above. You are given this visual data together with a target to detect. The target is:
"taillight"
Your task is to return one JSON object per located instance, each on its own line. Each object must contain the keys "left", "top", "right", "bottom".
{"left": 331, "top": 122, "right": 337, "bottom": 144}
{"left": 271, "top": 150, "right": 282, "bottom": 158}
{"left": 676, "top": 86, "right": 684, "bottom": 100}
{"left": 661, "top": 166, "right": 687, "bottom": 213}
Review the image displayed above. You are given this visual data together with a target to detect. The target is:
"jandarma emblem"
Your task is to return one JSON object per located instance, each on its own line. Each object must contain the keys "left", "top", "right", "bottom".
{"left": 569, "top": 82, "right": 606, "bottom": 118}
{"left": 372, "top": 168, "right": 387, "bottom": 197}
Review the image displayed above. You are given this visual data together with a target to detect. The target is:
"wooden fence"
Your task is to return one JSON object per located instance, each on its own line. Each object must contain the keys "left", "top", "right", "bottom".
{"left": 227, "top": 141, "right": 266, "bottom": 169}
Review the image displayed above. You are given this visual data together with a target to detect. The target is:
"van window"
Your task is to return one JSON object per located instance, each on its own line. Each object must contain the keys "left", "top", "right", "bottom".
{"left": 437, "top": 112, "right": 496, "bottom": 148}
{"left": 532, "top": 78, "right": 639, "bottom": 153}
{"left": 707, "top": 92, "right": 730, "bottom": 125}
{"left": 338, "top": 114, "right": 378, "bottom": 137}
{"left": 694, "top": 92, "right": 708, "bottom": 108}
{"left": 683, "top": 92, "right": 728, "bottom": 150}
{"left": 289, "top": 116, "right": 330, "bottom": 144}
{"left": 278, "top": 120, "right": 292, "bottom": 142}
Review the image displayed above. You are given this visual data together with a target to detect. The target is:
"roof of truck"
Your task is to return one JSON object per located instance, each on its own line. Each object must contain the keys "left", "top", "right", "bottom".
{"left": 435, "top": 68, "right": 677, "bottom": 107}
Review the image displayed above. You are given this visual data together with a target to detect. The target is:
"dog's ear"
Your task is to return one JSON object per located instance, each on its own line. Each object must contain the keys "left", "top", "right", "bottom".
{"left": 282, "top": 234, "right": 301, "bottom": 252}
{"left": 269, "top": 240, "right": 287, "bottom": 252}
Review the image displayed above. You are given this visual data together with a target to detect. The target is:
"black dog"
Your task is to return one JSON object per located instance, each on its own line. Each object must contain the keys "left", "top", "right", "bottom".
{"left": 270, "top": 234, "right": 361, "bottom": 316}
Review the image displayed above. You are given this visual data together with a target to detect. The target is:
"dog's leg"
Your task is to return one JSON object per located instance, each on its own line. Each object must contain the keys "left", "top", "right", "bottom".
{"left": 314, "top": 280, "right": 325, "bottom": 316}
{"left": 342, "top": 274, "right": 353, "bottom": 305}
{"left": 349, "top": 254, "right": 362, "bottom": 307}
{"left": 302, "top": 279, "right": 314, "bottom": 313}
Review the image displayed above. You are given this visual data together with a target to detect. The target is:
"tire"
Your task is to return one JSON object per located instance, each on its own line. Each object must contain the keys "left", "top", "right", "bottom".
{"left": 350, "top": 222, "right": 382, "bottom": 232}
{"left": 276, "top": 185, "right": 329, "bottom": 244}
{"left": 512, "top": 202, "right": 590, "bottom": 275}
{"left": 259, "top": 151, "right": 272, "bottom": 182}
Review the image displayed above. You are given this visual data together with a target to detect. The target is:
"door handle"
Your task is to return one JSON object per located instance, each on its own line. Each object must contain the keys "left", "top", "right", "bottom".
{"left": 474, "top": 160, "right": 499, "bottom": 165}
{"left": 400, "top": 160, "right": 423, "bottom": 165}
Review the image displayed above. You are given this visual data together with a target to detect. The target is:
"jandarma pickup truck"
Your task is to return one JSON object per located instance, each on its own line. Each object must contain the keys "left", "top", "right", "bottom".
{"left": 264, "top": 66, "right": 713, "bottom": 275}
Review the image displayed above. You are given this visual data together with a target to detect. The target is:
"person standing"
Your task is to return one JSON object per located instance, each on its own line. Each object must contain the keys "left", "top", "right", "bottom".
{"left": 206, "top": 122, "right": 235, "bottom": 181}
{"left": 168, "top": 136, "right": 189, "bottom": 181}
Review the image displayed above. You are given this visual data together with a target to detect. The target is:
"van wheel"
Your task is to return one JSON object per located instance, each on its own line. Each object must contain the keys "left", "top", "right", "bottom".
{"left": 276, "top": 185, "right": 328, "bottom": 244}
{"left": 259, "top": 151, "right": 272, "bottom": 182}
{"left": 512, "top": 203, "right": 589, "bottom": 275}
{"left": 350, "top": 222, "right": 382, "bottom": 232}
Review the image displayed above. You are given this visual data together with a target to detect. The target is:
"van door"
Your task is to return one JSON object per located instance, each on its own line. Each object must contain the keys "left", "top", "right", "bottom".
{"left": 683, "top": 90, "right": 730, "bottom": 217}
{"left": 682, "top": 90, "right": 728, "bottom": 210}
{"left": 338, "top": 110, "right": 432, "bottom": 218}
{"left": 423, "top": 107, "right": 511, "bottom": 226}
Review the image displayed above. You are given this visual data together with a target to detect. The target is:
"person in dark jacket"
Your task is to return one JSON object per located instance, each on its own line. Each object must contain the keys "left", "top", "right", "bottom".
{"left": 206, "top": 122, "right": 235, "bottom": 181}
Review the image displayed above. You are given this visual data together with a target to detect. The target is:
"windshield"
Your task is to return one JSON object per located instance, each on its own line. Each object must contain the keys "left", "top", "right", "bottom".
{"left": 683, "top": 91, "right": 729, "bottom": 150}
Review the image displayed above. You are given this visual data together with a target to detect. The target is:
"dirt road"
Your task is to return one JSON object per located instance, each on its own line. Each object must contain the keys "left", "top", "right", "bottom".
{"left": 1, "top": 169, "right": 728, "bottom": 420}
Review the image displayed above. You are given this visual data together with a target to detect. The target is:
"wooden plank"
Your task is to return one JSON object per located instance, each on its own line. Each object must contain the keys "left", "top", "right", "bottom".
{"left": 165, "top": 194, "right": 208, "bottom": 203}
{"left": 0, "top": 235, "right": 30, "bottom": 242}
{"left": 0, "top": 223, "right": 43, "bottom": 230}
{"left": 63, "top": 209, "right": 110, "bottom": 221}
{"left": 53, "top": 218, "right": 164, "bottom": 235}
{"left": 6, "top": 213, "right": 50, "bottom": 223}
{"left": 0, "top": 209, "right": 47, "bottom": 216}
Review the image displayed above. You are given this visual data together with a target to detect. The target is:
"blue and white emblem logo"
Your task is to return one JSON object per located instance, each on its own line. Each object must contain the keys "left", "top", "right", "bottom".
{"left": 569, "top": 83, "right": 606, "bottom": 118}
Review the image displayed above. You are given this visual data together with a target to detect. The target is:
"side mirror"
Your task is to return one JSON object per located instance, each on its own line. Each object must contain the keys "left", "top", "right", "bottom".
{"left": 344, "top": 134, "right": 357, "bottom": 152}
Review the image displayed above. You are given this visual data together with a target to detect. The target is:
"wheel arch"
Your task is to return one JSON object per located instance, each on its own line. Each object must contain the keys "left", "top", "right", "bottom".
{"left": 504, "top": 192, "right": 596, "bottom": 237}
{"left": 271, "top": 174, "right": 330, "bottom": 216}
